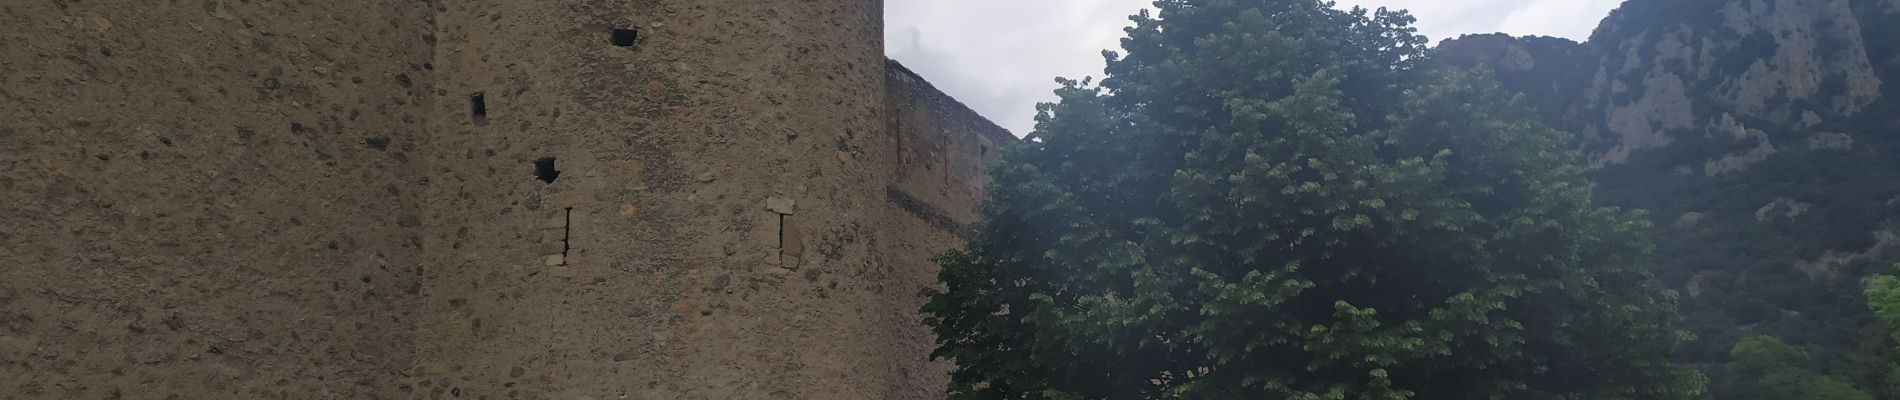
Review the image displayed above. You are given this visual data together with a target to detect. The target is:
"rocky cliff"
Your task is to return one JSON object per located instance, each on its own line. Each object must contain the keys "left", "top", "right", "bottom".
{"left": 1440, "top": 0, "right": 1900, "bottom": 392}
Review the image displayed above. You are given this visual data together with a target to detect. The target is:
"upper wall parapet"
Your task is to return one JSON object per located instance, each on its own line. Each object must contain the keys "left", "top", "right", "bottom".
{"left": 884, "top": 59, "right": 1017, "bottom": 225}
{"left": 885, "top": 60, "right": 1018, "bottom": 144}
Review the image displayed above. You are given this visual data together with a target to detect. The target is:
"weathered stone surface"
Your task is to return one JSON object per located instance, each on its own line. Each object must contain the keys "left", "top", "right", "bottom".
{"left": 1808, "top": 132, "right": 1854, "bottom": 150}
{"left": 766, "top": 196, "right": 796, "bottom": 215}
{"left": 1, "top": 2, "right": 1011, "bottom": 400}
{"left": 1755, "top": 198, "right": 1814, "bottom": 221}
{"left": 1601, "top": 69, "right": 1694, "bottom": 164}
{"left": 0, "top": 0, "right": 434, "bottom": 397}
{"left": 1703, "top": 114, "right": 1778, "bottom": 176}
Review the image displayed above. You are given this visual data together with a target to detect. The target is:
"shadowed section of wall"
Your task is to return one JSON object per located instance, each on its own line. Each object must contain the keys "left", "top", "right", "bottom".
{"left": 886, "top": 60, "right": 1015, "bottom": 226}
{"left": 0, "top": 1, "right": 433, "bottom": 398}
{"left": 867, "top": 59, "right": 1018, "bottom": 400}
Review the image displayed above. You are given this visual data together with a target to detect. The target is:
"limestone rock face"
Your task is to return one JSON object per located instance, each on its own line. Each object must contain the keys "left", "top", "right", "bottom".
{"left": 1715, "top": 0, "right": 1882, "bottom": 116}
{"left": 1623, "top": 0, "right": 1876, "bottom": 163}
{"left": 1442, "top": 0, "right": 1885, "bottom": 165}
{"left": 1701, "top": 114, "right": 1777, "bottom": 176}
{"left": 1439, "top": 0, "right": 1900, "bottom": 382}
{"left": 1598, "top": 62, "right": 1695, "bottom": 164}
{"left": 1437, "top": 33, "right": 1592, "bottom": 126}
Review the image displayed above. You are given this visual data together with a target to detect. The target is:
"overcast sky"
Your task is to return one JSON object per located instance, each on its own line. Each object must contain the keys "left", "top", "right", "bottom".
{"left": 886, "top": 0, "right": 1624, "bottom": 135}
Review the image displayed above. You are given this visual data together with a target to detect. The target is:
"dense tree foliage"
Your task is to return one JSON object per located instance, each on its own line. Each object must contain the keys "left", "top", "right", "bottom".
{"left": 1865, "top": 263, "right": 1900, "bottom": 398}
{"left": 920, "top": 0, "right": 1705, "bottom": 398}
{"left": 1717, "top": 336, "right": 1869, "bottom": 400}
{"left": 1869, "top": 263, "right": 1900, "bottom": 345}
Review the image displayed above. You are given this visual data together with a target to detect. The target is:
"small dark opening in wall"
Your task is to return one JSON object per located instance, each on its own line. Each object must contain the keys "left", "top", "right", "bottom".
{"left": 534, "top": 157, "right": 560, "bottom": 184}
{"left": 470, "top": 93, "right": 488, "bottom": 125}
{"left": 610, "top": 28, "right": 638, "bottom": 47}
{"left": 980, "top": 144, "right": 989, "bottom": 158}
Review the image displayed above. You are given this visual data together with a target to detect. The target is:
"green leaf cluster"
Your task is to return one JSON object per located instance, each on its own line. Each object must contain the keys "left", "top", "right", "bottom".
{"left": 1719, "top": 336, "right": 1869, "bottom": 400}
{"left": 1866, "top": 263, "right": 1900, "bottom": 346}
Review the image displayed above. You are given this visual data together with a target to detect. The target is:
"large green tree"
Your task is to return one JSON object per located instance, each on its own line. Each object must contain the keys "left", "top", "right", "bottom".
{"left": 920, "top": 0, "right": 1705, "bottom": 398}
{"left": 1719, "top": 336, "right": 1869, "bottom": 400}
{"left": 1863, "top": 262, "right": 1900, "bottom": 398}
{"left": 1866, "top": 263, "right": 1900, "bottom": 344}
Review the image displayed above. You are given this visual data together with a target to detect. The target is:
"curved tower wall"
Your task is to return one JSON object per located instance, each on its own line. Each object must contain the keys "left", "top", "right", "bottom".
{"left": 413, "top": 1, "right": 953, "bottom": 398}
{"left": 0, "top": 0, "right": 1014, "bottom": 398}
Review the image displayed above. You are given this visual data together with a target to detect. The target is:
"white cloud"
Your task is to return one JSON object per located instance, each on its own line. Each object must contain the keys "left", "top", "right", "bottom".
{"left": 887, "top": 0, "right": 1623, "bottom": 135}
{"left": 1492, "top": 0, "right": 1625, "bottom": 40}
{"left": 885, "top": 0, "right": 1150, "bottom": 136}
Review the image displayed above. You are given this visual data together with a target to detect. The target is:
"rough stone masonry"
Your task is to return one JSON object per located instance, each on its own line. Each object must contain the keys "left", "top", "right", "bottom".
{"left": 0, "top": 1, "right": 1014, "bottom": 399}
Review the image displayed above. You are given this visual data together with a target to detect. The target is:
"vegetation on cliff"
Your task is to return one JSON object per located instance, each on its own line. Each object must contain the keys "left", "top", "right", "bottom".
{"left": 921, "top": 0, "right": 1704, "bottom": 398}
{"left": 1718, "top": 335, "right": 1870, "bottom": 400}
{"left": 1436, "top": 0, "right": 1900, "bottom": 396}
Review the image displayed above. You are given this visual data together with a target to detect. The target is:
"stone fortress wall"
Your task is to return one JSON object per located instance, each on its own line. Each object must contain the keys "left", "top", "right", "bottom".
{"left": 0, "top": 1, "right": 1012, "bottom": 399}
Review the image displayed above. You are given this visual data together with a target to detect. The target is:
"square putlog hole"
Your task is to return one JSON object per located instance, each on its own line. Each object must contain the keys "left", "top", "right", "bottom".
{"left": 534, "top": 157, "right": 560, "bottom": 184}
{"left": 470, "top": 92, "right": 488, "bottom": 125}
{"left": 610, "top": 28, "right": 638, "bottom": 47}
